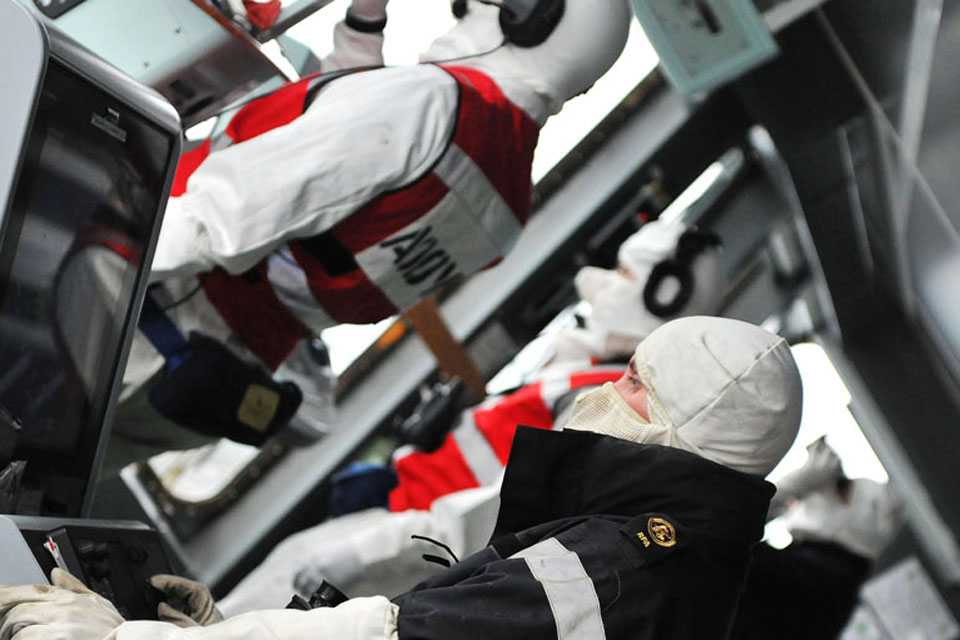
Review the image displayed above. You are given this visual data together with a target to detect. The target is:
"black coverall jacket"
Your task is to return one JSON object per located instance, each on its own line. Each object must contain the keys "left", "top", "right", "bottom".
{"left": 394, "top": 426, "right": 775, "bottom": 639}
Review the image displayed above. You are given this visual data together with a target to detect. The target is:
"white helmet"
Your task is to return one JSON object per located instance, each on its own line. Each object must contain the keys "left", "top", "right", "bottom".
{"left": 422, "top": 0, "right": 632, "bottom": 123}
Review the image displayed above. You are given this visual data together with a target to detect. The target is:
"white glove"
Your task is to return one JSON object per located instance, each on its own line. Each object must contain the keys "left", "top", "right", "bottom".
{"left": 348, "top": 0, "right": 389, "bottom": 22}
{"left": 0, "top": 568, "right": 125, "bottom": 640}
{"left": 110, "top": 596, "right": 399, "bottom": 640}
{"left": 150, "top": 575, "right": 224, "bottom": 628}
{"left": 791, "top": 438, "right": 843, "bottom": 493}
{"left": 769, "top": 438, "right": 843, "bottom": 517}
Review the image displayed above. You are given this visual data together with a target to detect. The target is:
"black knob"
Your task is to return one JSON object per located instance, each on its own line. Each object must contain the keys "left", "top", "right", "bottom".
{"left": 308, "top": 581, "right": 349, "bottom": 609}
{"left": 86, "top": 559, "right": 111, "bottom": 579}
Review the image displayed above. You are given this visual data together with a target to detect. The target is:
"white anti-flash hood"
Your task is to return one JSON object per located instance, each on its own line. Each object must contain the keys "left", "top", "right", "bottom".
{"left": 421, "top": 0, "right": 632, "bottom": 124}
{"left": 636, "top": 316, "right": 803, "bottom": 477}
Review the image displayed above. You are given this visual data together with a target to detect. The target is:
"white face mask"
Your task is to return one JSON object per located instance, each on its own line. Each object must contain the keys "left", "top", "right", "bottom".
{"left": 564, "top": 382, "right": 682, "bottom": 448}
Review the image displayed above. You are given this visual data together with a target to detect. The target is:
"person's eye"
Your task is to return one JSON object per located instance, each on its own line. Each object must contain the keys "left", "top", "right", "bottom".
{"left": 630, "top": 376, "right": 642, "bottom": 388}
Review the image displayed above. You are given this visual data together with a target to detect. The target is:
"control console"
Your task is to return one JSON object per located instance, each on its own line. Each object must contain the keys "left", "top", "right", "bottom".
{"left": 3, "top": 515, "right": 174, "bottom": 620}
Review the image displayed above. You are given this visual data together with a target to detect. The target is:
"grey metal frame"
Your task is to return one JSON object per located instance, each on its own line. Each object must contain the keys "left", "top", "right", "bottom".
{"left": 0, "top": 0, "right": 48, "bottom": 246}
{"left": 0, "top": 515, "right": 48, "bottom": 585}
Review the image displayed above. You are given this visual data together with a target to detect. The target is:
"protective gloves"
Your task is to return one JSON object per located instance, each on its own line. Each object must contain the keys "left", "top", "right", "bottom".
{"left": 784, "top": 438, "right": 843, "bottom": 496}
{"left": 0, "top": 568, "right": 125, "bottom": 640}
{"left": 769, "top": 438, "right": 843, "bottom": 518}
{"left": 150, "top": 575, "right": 224, "bottom": 628}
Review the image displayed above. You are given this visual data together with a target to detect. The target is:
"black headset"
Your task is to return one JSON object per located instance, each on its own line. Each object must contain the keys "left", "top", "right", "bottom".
{"left": 642, "top": 227, "right": 722, "bottom": 318}
{"left": 451, "top": 0, "right": 566, "bottom": 48}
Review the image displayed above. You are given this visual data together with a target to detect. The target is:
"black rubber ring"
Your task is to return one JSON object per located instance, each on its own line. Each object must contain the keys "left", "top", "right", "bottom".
{"left": 345, "top": 10, "right": 387, "bottom": 33}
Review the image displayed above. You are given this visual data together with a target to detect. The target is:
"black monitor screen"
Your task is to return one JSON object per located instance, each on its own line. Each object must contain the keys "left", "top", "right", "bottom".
{"left": 0, "top": 60, "right": 174, "bottom": 515}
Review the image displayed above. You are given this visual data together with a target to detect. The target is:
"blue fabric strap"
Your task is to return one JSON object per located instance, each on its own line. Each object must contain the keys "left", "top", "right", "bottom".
{"left": 138, "top": 292, "right": 192, "bottom": 371}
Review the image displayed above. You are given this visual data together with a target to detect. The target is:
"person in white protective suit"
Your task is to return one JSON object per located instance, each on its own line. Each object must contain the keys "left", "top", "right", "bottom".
{"left": 216, "top": 218, "right": 727, "bottom": 614}
{"left": 730, "top": 438, "right": 904, "bottom": 640}
{"left": 388, "top": 219, "right": 726, "bottom": 509}
{"left": 109, "top": 0, "right": 634, "bottom": 469}
{"left": 0, "top": 316, "right": 803, "bottom": 639}
{"left": 102, "top": 0, "right": 396, "bottom": 474}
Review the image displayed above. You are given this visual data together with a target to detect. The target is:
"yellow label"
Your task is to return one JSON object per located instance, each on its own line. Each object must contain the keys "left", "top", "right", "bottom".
{"left": 647, "top": 517, "right": 677, "bottom": 548}
{"left": 237, "top": 384, "right": 280, "bottom": 432}
{"left": 636, "top": 532, "right": 651, "bottom": 548}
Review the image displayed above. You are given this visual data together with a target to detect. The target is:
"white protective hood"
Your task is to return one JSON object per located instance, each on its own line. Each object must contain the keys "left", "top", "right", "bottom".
{"left": 634, "top": 316, "right": 803, "bottom": 477}
{"left": 573, "top": 220, "right": 725, "bottom": 351}
{"left": 421, "top": 0, "right": 632, "bottom": 124}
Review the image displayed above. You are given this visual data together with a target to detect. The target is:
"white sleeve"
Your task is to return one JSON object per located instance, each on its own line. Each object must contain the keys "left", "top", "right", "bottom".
{"left": 322, "top": 20, "right": 385, "bottom": 72}
{"left": 109, "top": 597, "right": 398, "bottom": 640}
{"left": 217, "top": 508, "right": 404, "bottom": 615}
{"left": 219, "top": 485, "right": 500, "bottom": 617}
{"left": 151, "top": 65, "right": 458, "bottom": 280}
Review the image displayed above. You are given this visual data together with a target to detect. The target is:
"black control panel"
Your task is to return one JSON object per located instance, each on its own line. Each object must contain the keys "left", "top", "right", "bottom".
{"left": 8, "top": 516, "right": 174, "bottom": 620}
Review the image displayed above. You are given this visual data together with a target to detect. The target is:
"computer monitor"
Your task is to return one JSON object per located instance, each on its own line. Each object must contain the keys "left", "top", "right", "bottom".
{"left": 0, "top": 0, "right": 181, "bottom": 517}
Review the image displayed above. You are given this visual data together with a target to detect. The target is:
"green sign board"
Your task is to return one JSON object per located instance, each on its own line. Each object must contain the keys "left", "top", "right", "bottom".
{"left": 632, "top": 0, "right": 778, "bottom": 96}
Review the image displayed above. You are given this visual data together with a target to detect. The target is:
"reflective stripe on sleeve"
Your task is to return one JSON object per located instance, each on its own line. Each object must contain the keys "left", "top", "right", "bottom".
{"left": 432, "top": 144, "right": 524, "bottom": 255}
{"left": 539, "top": 374, "right": 573, "bottom": 409}
{"left": 266, "top": 249, "right": 336, "bottom": 333}
{"left": 451, "top": 413, "right": 504, "bottom": 487}
{"left": 512, "top": 538, "right": 607, "bottom": 640}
